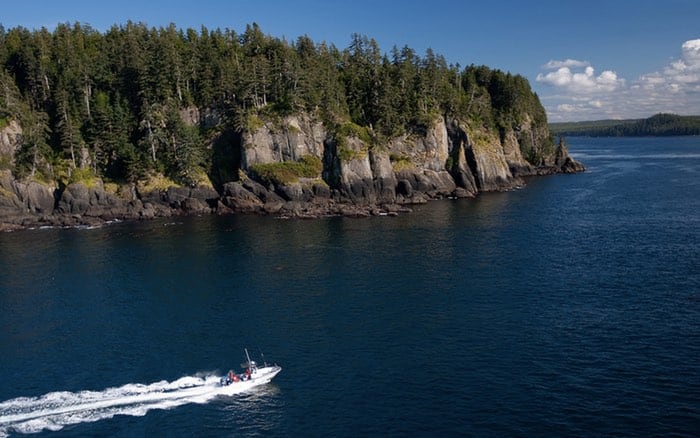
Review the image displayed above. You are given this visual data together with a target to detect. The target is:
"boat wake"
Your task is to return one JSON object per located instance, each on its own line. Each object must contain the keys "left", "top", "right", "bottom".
{"left": 0, "top": 373, "right": 256, "bottom": 436}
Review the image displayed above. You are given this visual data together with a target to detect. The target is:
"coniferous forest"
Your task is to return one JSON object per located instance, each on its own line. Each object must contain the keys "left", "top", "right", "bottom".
{"left": 0, "top": 22, "right": 548, "bottom": 188}
{"left": 550, "top": 113, "right": 700, "bottom": 137}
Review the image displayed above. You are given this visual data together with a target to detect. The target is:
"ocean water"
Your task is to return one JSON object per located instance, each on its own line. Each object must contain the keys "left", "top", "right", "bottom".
{"left": 0, "top": 136, "right": 698, "bottom": 436}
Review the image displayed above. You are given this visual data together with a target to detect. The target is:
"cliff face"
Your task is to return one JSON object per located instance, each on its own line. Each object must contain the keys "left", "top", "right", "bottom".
{"left": 241, "top": 115, "right": 326, "bottom": 168}
{"left": 0, "top": 121, "right": 57, "bottom": 224}
{"left": 234, "top": 115, "right": 471, "bottom": 211}
{"left": 227, "top": 112, "right": 582, "bottom": 216}
{"left": 0, "top": 111, "right": 584, "bottom": 229}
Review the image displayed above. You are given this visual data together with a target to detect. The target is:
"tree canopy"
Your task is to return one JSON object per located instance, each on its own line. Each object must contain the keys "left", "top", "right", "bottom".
{"left": 0, "top": 22, "right": 548, "bottom": 185}
{"left": 549, "top": 113, "right": 700, "bottom": 137}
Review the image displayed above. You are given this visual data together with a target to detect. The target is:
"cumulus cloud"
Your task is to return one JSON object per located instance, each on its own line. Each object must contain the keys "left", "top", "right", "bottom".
{"left": 682, "top": 39, "right": 700, "bottom": 61}
{"left": 536, "top": 61, "right": 625, "bottom": 94}
{"left": 636, "top": 38, "right": 700, "bottom": 92}
{"left": 537, "top": 39, "right": 700, "bottom": 121}
{"left": 663, "top": 39, "right": 700, "bottom": 85}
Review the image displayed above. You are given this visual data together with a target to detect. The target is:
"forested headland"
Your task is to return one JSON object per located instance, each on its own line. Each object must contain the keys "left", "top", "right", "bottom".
{"left": 549, "top": 113, "right": 700, "bottom": 137}
{"left": 0, "top": 22, "right": 582, "bottom": 229}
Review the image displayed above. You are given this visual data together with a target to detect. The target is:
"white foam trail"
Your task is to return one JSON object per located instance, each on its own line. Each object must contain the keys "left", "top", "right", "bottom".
{"left": 0, "top": 373, "right": 255, "bottom": 436}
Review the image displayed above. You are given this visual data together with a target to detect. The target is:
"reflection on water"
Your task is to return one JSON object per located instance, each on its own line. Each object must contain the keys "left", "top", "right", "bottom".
{"left": 216, "top": 385, "right": 283, "bottom": 435}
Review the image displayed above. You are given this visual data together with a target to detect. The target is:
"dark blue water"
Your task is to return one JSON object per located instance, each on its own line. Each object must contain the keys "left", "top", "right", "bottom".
{"left": 1, "top": 137, "right": 699, "bottom": 436}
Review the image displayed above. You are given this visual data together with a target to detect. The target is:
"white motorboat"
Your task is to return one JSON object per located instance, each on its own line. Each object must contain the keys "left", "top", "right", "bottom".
{"left": 219, "top": 349, "right": 281, "bottom": 391}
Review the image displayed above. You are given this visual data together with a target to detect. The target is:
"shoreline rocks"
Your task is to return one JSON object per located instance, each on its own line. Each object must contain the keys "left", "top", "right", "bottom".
{"left": 0, "top": 167, "right": 581, "bottom": 231}
{"left": 0, "top": 114, "right": 584, "bottom": 231}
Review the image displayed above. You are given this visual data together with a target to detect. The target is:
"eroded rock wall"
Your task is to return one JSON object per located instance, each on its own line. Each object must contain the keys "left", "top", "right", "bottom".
{"left": 1, "top": 111, "right": 584, "bottom": 229}
{"left": 241, "top": 115, "right": 326, "bottom": 168}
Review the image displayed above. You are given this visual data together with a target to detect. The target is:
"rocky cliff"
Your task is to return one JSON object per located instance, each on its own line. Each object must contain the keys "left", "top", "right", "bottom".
{"left": 0, "top": 112, "right": 583, "bottom": 230}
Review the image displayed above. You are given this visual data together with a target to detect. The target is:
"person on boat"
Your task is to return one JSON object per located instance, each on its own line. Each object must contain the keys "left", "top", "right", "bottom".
{"left": 245, "top": 367, "right": 251, "bottom": 379}
{"left": 228, "top": 370, "right": 237, "bottom": 383}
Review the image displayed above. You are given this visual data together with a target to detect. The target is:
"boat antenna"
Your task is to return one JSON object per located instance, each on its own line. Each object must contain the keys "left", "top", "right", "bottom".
{"left": 259, "top": 349, "right": 268, "bottom": 367}
{"left": 245, "top": 348, "right": 252, "bottom": 369}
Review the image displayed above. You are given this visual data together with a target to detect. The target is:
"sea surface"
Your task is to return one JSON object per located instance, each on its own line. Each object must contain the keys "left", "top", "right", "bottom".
{"left": 0, "top": 136, "right": 698, "bottom": 436}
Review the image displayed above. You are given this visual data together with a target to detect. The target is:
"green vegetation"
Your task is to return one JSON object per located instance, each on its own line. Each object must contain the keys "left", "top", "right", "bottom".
{"left": 249, "top": 155, "right": 323, "bottom": 185}
{"left": 332, "top": 121, "right": 372, "bottom": 161}
{"left": 550, "top": 113, "right": 700, "bottom": 137}
{"left": 68, "top": 166, "right": 100, "bottom": 187}
{"left": 389, "top": 153, "right": 413, "bottom": 171}
{"left": 244, "top": 114, "right": 265, "bottom": 133}
{"left": 0, "top": 155, "right": 11, "bottom": 170}
{"left": 0, "top": 22, "right": 550, "bottom": 187}
{"left": 137, "top": 173, "right": 180, "bottom": 193}
{"left": 336, "top": 144, "right": 365, "bottom": 161}
{"left": 337, "top": 122, "right": 373, "bottom": 145}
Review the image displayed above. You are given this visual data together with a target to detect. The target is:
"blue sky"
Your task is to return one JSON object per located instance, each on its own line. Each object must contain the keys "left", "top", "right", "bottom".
{"left": 2, "top": 0, "right": 699, "bottom": 121}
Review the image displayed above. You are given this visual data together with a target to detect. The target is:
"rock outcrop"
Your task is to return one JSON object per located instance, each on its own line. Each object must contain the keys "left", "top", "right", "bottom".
{"left": 0, "top": 112, "right": 584, "bottom": 230}
{"left": 0, "top": 170, "right": 56, "bottom": 220}
{"left": 553, "top": 138, "right": 586, "bottom": 174}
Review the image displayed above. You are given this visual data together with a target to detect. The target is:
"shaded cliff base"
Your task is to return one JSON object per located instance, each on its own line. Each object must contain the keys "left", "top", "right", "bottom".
{"left": 0, "top": 161, "right": 583, "bottom": 232}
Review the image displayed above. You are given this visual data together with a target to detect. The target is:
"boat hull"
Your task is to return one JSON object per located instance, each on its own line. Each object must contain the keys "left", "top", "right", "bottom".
{"left": 218, "top": 365, "right": 281, "bottom": 394}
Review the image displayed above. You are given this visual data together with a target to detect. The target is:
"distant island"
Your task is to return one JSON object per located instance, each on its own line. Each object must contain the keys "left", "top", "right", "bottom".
{"left": 550, "top": 113, "right": 700, "bottom": 137}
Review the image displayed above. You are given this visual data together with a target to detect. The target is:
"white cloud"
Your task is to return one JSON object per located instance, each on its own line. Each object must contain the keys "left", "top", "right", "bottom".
{"left": 542, "top": 59, "right": 590, "bottom": 69}
{"left": 538, "top": 39, "right": 700, "bottom": 121}
{"left": 682, "top": 39, "right": 700, "bottom": 61}
{"left": 662, "top": 38, "right": 700, "bottom": 85}
{"left": 536, "top": 62, "right": 625, "bottom": 94}
{"left": 558, "top": 103, "right": 576, "bottom": 112}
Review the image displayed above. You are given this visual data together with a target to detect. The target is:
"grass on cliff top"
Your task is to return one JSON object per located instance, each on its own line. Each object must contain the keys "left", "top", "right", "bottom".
{"left": 103, "top": 182, "right": 120, "bottom": 195}
{"left": 249, "top": 155, "right": 323, "bottom": 186}
{"left": 389, "top": 153, "right": 414, "bottom": 172}
{"left": 185, "top": 167, "right": 214, "bottom": 188}
{"left": 53, "top": 160, "right": 101, "bottom": 188}
{"left": 333, "top": 122, "right": 372, "bottom": 161}
{"left": 337, "top": 122, "right": 373, "bottom": 144}
{"left": 246, "top": 113, "right": 265, "bottom": 132}
{"left": 239, "top": 106, "right": 300, "bottom": 134}
{"left": 137, "top": 173, "right": 181, "bottom": 193}
{"left": 68, "top": 167, "right": 101, "bottom": 188}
